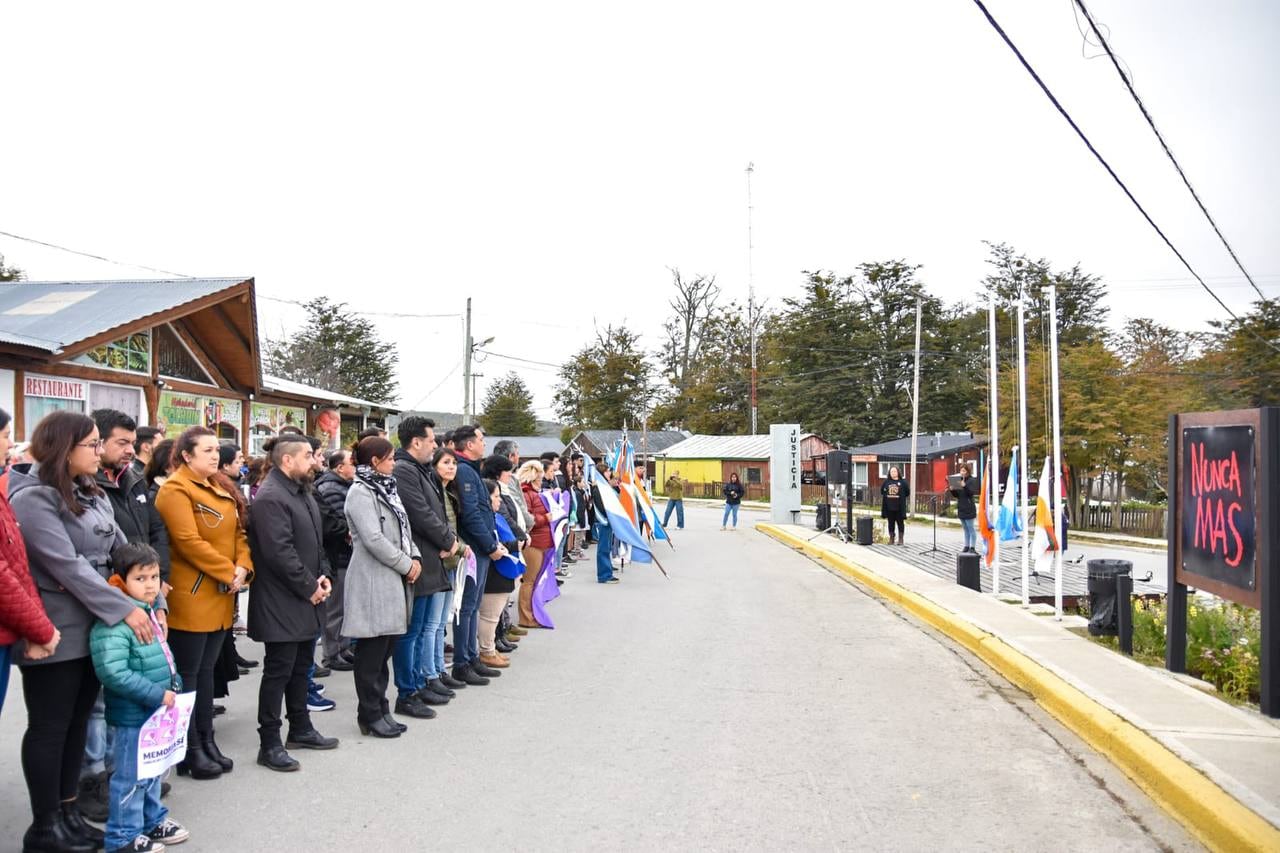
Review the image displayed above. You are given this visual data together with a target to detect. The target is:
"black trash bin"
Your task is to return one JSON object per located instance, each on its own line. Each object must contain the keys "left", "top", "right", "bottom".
{"left": 956, "top": 552, "right": 981, "bottom": 592}
{"left": 855, "top": 516, "right": 874, "bottom": 546}
{"left": 1087, "top": 559, "right": 1133, "bottom": 636}
{"left": 815, "top": 503, "right": 831, "bottom": 531}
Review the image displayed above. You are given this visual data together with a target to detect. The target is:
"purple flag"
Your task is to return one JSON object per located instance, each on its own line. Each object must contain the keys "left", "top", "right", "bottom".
{"left": 530, "top": 546, "right": 560, "bottom": 628}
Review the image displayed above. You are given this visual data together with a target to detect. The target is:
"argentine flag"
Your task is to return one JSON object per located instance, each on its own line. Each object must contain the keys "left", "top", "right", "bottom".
{"left": 994, "top": 448, "right": 1023, "bottom": 542}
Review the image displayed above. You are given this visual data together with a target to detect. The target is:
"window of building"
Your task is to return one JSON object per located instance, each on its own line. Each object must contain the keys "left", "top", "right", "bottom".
{"left": 88, "top": 383, "right": 143, "bottom": 424}
{"left": 746, "top": 467, "right": 762, "bottom": 484}
{"left": 853, "top": 462, "right": 868, "bottom": 487}
{"left": 155, "top": 324, "right": 215, "bottom": 385}
{"left": 69, "top": 332, "right": 150, "bottom": 374}
{"left": 23, "top": 373, "right": 87, "bottom": 434}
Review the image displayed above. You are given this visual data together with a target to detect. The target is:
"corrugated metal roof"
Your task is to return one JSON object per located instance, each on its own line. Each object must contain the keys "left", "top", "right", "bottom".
{"left": 0, "top": 278, "right": 250, "bottom": 353}
{"left": 655, "top": 433, "right": 816, "bottom": 460}
{"left": 483, "top": 435, "right": 565, "bottom": 458}
{"left": 849, "top": 433, "right": 986, "bottom": 460}
{"left": 573, "top": 429, "right": 689, "bottom": 456}
{"left": 260, "top": 374, "right": 397, "bottom": 411}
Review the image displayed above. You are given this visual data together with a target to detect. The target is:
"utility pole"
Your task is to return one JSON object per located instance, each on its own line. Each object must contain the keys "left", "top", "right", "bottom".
{"left": 746, "top": 162, "right": 758, "bottom": 435}
{"left": 909, "top": 298, "right": 922, "bottom": 508}
{"left": 462, "top": 297, "right": 473, "bottom": 422}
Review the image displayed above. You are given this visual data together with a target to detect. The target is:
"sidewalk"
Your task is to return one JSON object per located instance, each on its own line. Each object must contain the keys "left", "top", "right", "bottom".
{"left": 757, "top": 521, "right": 1280, "bottom": 853}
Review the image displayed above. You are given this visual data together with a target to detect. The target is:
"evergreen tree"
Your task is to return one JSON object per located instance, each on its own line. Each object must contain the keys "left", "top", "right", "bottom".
{"left": 0, "top": 253, "right": 25, "bottom": 282}
{"left": 478, "top": 372, "right": 539, "bottom": 435}
{"left": 554, "top": 325, "right": 654, "bottom": 430}
{"left": 264, "top": 297, "right": 399, "bottom": 403}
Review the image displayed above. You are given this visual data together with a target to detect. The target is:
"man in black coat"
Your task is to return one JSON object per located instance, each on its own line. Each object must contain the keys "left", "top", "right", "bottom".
{"left": 92, "top": 410, "right": 171, "bottom": 580}
{"left": 315, "top": 449, "right": 356, "bottom": 670}
{"left": 248, "top": 435, "right": 339, "bottom": 771}
{"left": 391, "top": 416, "right": 457, "bottom": 714}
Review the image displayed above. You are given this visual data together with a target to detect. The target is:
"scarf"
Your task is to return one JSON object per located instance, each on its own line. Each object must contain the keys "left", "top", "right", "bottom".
{"left": 355, "top": 465, "right": 412, "bottom": 554}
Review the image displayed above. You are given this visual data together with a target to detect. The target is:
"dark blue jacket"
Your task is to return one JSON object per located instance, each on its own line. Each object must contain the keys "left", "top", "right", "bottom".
{"left": 456, "top": 455, "right": 498, "bottom": 554}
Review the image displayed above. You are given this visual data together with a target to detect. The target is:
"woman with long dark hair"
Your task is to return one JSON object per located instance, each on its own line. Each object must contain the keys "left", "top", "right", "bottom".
{"left": 880, "top": 465, "right": 910, "bottom": 545}
{"left": 143, "top": 438, "right": 176, "bottom": 503}
{"left": 11, "top": 411, "right": 139, "bottom": 852}
{"left": 342, "top": 436, "right": 419, "bottom": 737}
{"left": 721, "top": 472, "right": 745, "bottom": 530}
{"left": 155, "top": 426, "right": 253, "bottom": 780}
{"left": 425, "top": 447, "right": 468, "bottom": 694}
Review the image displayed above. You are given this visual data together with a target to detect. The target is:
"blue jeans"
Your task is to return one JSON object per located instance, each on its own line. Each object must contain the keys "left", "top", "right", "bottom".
{"left": 594, "top": 522, "right": 614, "bottom": 582}
{"left": 83, "top": 690, "right": 112, "bottom": 777}
{"left": 722, "top": 502, "right": 740, "bottom": 527}
{"left": 425, "top": 588, "right": 452, "bottom": 680}
{"left": 455, "top": 554, "right": 489, "bottom": 668}
{"left": 960, "top": 517, "right": 977, "bottom": 550}
{"left": 393, "top": 595, "right": 431, "bottom": 699}
{"left": 105, "top": 724, "right": 167, "bottom": 850}
{"left": 662, "top": 498, "right": 684, "bottom": 529}
{"left": 0, "top": 645, "right": 9, "bottom": 716}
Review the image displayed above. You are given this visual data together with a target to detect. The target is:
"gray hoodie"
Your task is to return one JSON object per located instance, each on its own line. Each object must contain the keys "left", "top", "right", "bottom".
{"left": 9, "top": 464, "right": 132, "bottom": 666}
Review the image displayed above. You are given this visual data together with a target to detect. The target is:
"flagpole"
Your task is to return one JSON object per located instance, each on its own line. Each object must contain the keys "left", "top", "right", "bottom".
{"left": 987, "top": 292, "right": 1000, "bottom": 594}
{"left": 1048, "top": 284, "right": 1064, "bottom": 619}
{"left": 909, "top": 298, "right": 922, "bottom": 520}
{"left": 1018, "top": 296, "right": 1030, "bottom": 607}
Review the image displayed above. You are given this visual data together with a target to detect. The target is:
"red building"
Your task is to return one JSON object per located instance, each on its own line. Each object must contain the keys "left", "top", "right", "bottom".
{"left": 847, "top": 432, "right": 988, "bottom": 503}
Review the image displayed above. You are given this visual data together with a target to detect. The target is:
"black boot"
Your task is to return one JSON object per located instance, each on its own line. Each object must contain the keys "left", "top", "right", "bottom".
{"left": 75, "top": 771, "right": 110, "bottom": 822}
{"left": 175, "top": 738, "right": 223, "bottom": 780}
{"left": 202, "top": 732, "right": 234, "bottom": 773}
{"left": 59, "top": 801, "right": 104, "bottom": 847}
{"left": 22, "top": 810, "right": 95, "bottom": 853}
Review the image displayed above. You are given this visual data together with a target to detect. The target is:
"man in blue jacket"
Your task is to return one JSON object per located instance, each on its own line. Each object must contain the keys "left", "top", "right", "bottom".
{"left": 451, "top": 425, "right": 509, "bottom": 685}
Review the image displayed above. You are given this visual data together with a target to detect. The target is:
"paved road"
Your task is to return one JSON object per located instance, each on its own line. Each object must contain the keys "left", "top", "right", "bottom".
{"left": 0, "top": 505, "right": 1198, "bottom": 851}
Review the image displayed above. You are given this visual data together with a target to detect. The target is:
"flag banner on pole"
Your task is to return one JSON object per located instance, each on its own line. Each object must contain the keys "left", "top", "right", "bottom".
{"left": 976, "top": 450, "right": 996, "bottom": 565}
{"left": 1033, "top": 456, "right": 1059, "bottom": 574}
{"left": 492, "top": 513, "right": 526, "bottom": 579}
{"left": 531, "top": 546, "right": 560, "bottom": 628}
{"left": 995, "top": 447, "right": 1023, "bottom": 542}
{"left": 585, "top": 459, "right": 653, "bottom": 564}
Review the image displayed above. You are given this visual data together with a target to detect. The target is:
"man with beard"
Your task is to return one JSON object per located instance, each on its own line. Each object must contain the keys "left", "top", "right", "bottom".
{"left": 82, "top": 409, "right": 172, "bottom": 818}
{"left": 248, "top": 434, "right": 340, "bottom": 771}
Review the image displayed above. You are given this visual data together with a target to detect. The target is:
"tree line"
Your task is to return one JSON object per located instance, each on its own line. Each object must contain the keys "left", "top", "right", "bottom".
{"left": 554, "top": 243, "right": 1279, "bottom": 523}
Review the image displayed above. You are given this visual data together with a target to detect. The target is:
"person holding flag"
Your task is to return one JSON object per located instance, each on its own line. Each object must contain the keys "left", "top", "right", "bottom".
{"left": 589, "top": 463, "right": 620, "bottom": 584}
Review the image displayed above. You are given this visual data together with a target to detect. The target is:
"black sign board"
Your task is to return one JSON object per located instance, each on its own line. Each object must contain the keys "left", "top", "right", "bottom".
{"left": 1180, "top": 425, "right": 1256, "bottom": 591}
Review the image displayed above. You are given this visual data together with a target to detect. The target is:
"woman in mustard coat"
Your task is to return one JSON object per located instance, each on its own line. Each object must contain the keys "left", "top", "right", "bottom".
{"left": 155, "top": 426, "right": 252, "bottom": 780}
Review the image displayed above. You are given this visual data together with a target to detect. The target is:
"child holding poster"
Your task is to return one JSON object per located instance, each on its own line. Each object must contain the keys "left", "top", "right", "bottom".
{"left": 89, "top": 543, "right": 190, "bottom": 853}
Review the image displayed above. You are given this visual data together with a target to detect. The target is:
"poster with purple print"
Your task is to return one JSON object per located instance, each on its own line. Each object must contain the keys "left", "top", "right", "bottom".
{"left": 136, "top": 691, "right": 196, "bottom": 779}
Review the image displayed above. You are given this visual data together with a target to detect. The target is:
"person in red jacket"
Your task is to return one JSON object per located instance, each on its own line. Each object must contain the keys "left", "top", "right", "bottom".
{"left": 0, "top": 407, "right": 60, "bottom": 716}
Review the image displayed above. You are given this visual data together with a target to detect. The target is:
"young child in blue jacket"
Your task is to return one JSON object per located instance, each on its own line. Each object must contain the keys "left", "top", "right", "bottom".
{"left": 89, "top": 543, "right": 190, "bottom": 853}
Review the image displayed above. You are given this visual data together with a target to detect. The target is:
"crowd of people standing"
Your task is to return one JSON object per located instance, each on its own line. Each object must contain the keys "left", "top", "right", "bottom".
{"left": 0, "top": 408, "right": 632, "bottom": 853}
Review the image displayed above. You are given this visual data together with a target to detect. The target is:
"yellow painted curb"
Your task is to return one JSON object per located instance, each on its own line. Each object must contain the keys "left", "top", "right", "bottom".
{"left": 757, "top": 522, "right": 1280, "bottom": 853}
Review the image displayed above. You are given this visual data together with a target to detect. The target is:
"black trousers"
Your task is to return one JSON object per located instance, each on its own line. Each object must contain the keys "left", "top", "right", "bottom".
{"left": 168, "top": 628, "right": 226, "bottom": 735}
{"left": 258, "top": 641, "right": 315, "bottom": 748}
{"left": 353, "top": 635, "right": 396, "bottom": 725}
{"left": 20, "top": 657, "right": 99, "bottom": 816}
{"left": 887, "top": 515, "right": 905, "bottom": 540}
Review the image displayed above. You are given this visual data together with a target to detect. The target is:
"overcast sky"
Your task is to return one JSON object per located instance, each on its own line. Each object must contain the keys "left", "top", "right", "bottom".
{"left": 3, "top": 1, "right": 1276, "bottom": 419}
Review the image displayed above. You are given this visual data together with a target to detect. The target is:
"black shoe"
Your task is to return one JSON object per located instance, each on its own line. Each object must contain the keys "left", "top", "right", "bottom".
{"left": 60, "top": 800, "right": 105, "bottom": 845}
{"left": 439, "top": 672, "right": 467, "bottom": 690}
{"left": 339, "top": 647, "right": 357, "bottom": 664}
{"left": 425, "top": 677, "right": 456, "bottom": 698}
{"left": 23, "top": 811, "right": 95, "bottom": 853}
{"left": 75, "top": 770, "right": 111, "bottom": 821}
{"left": 472, "top": 661, "right": 501, "bottom": 678}
{"left": 202, "top": 732, "right": 234, "bottom": 772}
{"left": 452, "top": 665, "right": 490, "bottom": 686}
{"left": 312, "top": 664, "right": 332, "bottom": 678}
{"left": 286, "top": 729, "right": 340, "bottom": 750}
{"left": 238, "top": 665, "right": 251, "bottom": 675}
{"left": 383, "top": 712, "right": 408, "bottom": 733}
{"left": 395, "top": 696, "right": 437, "bottom": 719}
{"left": 413, "top": 687, "right": 450, "bottom": 706}
{"left": 175, "top": 741, "right": 223, "bottom": 780}
{"left": 324, "top": 656, "right": 355, "bottom": 672}
{"left": 358, "top": 716, "right": 402, "bottom": 738}
{"left": 213, "top": 703, "right": 226, "bottom": 716}
{"left": 495, "top": 638, "right": 516, "bottom": 653}
{"left": 256, "top": 745, "right": 300, "bottom": 772}
{"left": 235, "top": 655, "right": 259, "bottom": 669}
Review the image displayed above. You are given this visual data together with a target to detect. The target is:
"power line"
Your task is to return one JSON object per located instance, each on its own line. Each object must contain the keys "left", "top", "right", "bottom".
{"left": 968, "top": 0, "right": 1280, "bottom": 355}
{"left": 0, "top": 229, "right": 192, "bottom": 278}
{"left": 403, "top": 357, "right": 465, "bottom": 412}
{"left": 476, "top": 349, "right": 562, "bottom": 369}
{"left": 257, "top": 294, "right": 460, "bottom": 319}
{"left": 1071, "top": 0, "right": 1268, "bottom": 302}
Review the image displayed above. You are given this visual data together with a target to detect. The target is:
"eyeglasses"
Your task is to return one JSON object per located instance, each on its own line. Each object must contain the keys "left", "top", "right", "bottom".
{"left": 76, "top": 440, "right": 104, "bottom": 451}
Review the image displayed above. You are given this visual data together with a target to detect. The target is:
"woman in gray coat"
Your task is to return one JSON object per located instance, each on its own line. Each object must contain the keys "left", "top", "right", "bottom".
{"left": 343, "top": 436, "right": 421, "bottom": 738}
{"left": 10, "top": 411, "right": 145, "bottom": 852}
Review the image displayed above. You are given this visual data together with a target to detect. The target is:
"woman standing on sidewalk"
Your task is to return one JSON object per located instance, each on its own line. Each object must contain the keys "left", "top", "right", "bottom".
{"left": 155, "top": 426, "right": 253, "bottom": 780}
{"left": 880, "top": 466, "right": 910, "bottom": 545}
{"left": 425, "top": 448, "right": 468, "bottom": 695}
{"left": 517, "top": 461, "right": 553, "bottom": 626}
{"left": 721, "top": 472, "right": 744, "bottom": 530}
{"left": 950, "top": 464, "right": 978, "bottom": 552}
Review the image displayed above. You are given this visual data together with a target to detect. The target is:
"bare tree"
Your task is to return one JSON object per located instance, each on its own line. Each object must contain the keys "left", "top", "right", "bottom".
{"left": 659, "top": 269, "right": 719, "bottom": 423}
